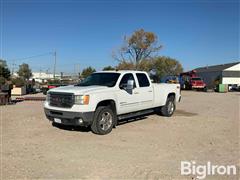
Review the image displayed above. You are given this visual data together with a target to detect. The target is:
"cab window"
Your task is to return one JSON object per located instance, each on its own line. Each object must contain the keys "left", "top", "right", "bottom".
{"left": 136, "top": 73, "right": 150, "bottom": 87}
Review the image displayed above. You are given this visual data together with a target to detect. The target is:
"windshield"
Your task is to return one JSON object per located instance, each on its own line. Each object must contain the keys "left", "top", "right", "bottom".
{"left": 77, "top": 73, "right": 120, "bottom": 87}
{"left": 191, "top": 77, "right": 202, "bottom": 81}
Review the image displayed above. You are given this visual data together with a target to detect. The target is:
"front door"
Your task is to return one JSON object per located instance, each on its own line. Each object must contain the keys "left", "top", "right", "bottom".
{"left": 116, "top": 73, "right": 140, "bottom": 114}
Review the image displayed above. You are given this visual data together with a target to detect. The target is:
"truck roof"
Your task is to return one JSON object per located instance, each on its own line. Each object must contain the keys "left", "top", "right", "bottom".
{"left": 95, "top": 70, "right": 147, "bottom": 74}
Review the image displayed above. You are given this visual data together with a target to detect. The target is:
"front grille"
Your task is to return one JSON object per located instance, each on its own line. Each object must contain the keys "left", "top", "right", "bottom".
{"left": 49, "top": 92, "right": 74, "bottom": 108}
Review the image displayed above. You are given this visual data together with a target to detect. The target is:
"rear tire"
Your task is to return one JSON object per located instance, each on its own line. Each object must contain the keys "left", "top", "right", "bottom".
{"left": 91, "top": 106, "right": 115, "bottom": 135}
{"left": 160, "top": 96, "right": 176, "bottom": 117}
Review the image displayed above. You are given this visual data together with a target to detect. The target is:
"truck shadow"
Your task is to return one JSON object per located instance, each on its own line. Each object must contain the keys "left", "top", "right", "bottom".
{"left": 51, "top": 110, "right": 197, "bottom": 132}
{"left": 117, "top": 110, "right": 197, "bottom": 126}
{"left": 118, "top": 110, "right": 198, "bottom": 125}
{"left": 174, "top": 110, "right": 197, "bottom": 117}
{"left": 52, "top": 122, "right": 91, "bottom": 132}
{"left": 117, "top": 114, "right": 151, "bottom": 126}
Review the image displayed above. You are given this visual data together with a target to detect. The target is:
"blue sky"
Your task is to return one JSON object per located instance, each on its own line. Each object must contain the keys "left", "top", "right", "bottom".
{"left": 1, "top": 0, "right": 239, "bottom": 74}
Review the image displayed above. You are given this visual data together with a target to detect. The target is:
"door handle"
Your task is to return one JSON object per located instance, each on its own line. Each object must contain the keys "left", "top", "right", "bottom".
{"left": 148, "top": 90, "right": 152, "bottom": 92}
{"left": 134, "top": 92, "right": 139, "bottom": 94}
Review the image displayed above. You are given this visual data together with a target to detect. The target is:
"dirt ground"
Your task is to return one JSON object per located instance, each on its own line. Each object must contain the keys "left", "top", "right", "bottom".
{"left": 1, "top": 91, "right": 239, "bottom": 179}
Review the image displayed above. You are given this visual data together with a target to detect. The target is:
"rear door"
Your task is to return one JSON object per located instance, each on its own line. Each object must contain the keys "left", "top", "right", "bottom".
{"left": 136, "top": 73, "right": 154, "bottom": 110}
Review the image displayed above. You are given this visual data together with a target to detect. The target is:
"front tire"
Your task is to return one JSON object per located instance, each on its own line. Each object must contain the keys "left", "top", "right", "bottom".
{"left": 160, "top": 96, "right": 176, "bottom": 117}
{"left": 91, "top": 106, "right": 115, "bottom": 135}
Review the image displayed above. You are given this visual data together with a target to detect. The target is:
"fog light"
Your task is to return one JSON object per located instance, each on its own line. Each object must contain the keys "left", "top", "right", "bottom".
{"left": 78, "top": 118, "right": 83, "bottom": 124}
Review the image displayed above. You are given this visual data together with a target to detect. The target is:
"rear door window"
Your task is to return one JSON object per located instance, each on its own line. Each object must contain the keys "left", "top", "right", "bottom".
{"left": 136, "top": 73, "right": 150, "bottom": 87}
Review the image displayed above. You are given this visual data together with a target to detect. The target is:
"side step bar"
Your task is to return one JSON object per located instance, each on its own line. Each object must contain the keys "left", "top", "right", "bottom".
{"left": 118, "top": 109, "right": 154, "bottom": 121}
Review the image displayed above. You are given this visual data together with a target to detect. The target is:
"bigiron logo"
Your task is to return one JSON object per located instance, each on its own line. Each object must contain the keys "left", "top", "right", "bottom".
{"left": 180, "top": 161, "right": 237, "bottom": 179}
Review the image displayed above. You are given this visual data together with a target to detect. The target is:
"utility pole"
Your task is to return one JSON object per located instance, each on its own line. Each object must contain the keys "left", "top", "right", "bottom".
{"left": 75, "top": 63, "right": 80, "bottom": 76}
{"left": 11, "top": 61, "right": 16, "bottom": 75}
{"left": 46, "top": 68, "right": 49, "bottom": 79}
{"left": 39, "top": 68, "right": 42, "bottom": 79}
{"left": 77, "top": 64, "right": 80, "bottom": 75}
{"left": 74, "top": 63, "right": 80, "bottom": 79}
{"left": 53, "top": 51, "right": 57, "bottom": 79}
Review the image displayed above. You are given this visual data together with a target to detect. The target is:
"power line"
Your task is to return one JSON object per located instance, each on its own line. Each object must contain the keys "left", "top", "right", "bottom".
{"left": 8, "top": 52, "right": 53, "bottom": 62}
{"left": 7, "top": 51, "right": 57, "bottom": 76}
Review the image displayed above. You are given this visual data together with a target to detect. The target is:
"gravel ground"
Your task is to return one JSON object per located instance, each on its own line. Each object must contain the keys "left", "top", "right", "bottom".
{"left": 1, "top": 91, "right": 239, "bottom": 179}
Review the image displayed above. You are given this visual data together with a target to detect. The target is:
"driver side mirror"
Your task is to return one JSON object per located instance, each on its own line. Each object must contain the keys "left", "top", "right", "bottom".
{"left": 127, "top": 80, "right": 134, "bottom": 90}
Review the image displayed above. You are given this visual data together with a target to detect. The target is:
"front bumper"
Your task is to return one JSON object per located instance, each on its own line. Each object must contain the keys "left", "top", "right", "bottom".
{"left": 44, "top": 108, "right": 94, "bottom": 126}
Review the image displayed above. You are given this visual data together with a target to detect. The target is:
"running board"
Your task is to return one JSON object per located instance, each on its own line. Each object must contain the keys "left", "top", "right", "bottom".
{"left": 118, "top": 109, "right": 154, "bottom": 121}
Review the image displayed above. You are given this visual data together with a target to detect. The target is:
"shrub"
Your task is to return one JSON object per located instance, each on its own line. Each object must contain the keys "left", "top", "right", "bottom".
{"left": 0, "top": 77, "right": 5, "bottom": 85}
{"left": 12, "top": 77, "right": 25, "bottom": 87}
{"left": 48, "top": 79, "right": 61, "bottom": 85}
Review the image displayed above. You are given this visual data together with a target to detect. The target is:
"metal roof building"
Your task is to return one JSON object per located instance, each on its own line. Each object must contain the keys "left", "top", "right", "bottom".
{"left": 194, "top": 62, "right": 240, "bottom": 88}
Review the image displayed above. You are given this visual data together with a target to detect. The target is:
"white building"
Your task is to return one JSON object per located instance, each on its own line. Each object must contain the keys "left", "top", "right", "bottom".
{"left": 195, "top": 62, "right": 240, "bottom": 88}
{"left": 222, "top": 63, "right": 240, "bottom": 85}
{"left": 31, "top": 72, "right": 60, "bottom": 82}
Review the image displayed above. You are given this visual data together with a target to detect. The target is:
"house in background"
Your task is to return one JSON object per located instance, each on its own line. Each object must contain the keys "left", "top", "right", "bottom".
{"left": 194, "top": 62, "right": 240, "bottom": 89}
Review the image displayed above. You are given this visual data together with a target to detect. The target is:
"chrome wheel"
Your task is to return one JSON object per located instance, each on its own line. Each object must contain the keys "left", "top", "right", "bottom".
{"left": 99, "top": 112, "right": 113, "bottom": 131}
{"left": 167, "top": 101, "right": 174, "bottom": 115}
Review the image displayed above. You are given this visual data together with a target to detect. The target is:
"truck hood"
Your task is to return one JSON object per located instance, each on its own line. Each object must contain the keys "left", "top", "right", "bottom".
{"left": 48, "top": 85, "right": 109, "bottom": 94}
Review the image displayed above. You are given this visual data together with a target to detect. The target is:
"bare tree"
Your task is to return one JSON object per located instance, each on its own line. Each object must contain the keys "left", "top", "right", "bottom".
{"left": 113, "top": 29, "right": 162, "bottom": 68}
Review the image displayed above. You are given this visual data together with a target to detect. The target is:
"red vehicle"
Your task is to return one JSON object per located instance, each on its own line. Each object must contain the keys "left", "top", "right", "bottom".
{"left": 42, "top": 84, "right": 67, "bottom": 95}
{"left": 180, "top": 70, "right": 206, "bottom": 91}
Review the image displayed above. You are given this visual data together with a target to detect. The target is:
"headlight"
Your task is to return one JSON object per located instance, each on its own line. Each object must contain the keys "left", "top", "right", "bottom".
{"left": 75, "top": 95, "right": 89, "bottom": 105}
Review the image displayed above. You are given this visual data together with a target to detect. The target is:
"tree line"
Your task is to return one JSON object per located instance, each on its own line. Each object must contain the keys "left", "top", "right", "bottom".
{"left": 82, "top": 55, "right": 183, "bottom": 81}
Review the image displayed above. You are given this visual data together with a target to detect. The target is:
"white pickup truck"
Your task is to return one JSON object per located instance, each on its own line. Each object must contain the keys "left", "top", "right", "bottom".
{"left": 44, "top": 71, "right": 181, "bottom": 135}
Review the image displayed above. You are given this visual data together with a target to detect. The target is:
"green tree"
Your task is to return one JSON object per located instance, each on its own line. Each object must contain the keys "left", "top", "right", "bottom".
{"left": 81, "top": 66, "right": 96, "bottom": 78}
{"left": 48, "top": 79, "right": 61, "bottom": 85}
{"left": 115, "top": 56, "right": 183, "bottom": 81}
{"left": 0, "top": 59, "right": 11, "bottom": 85}
{"left": 102, "top": 66, "right": 115, "bottom": 71}
{"left": 113, "top": 29, "right": 162, "bottom": 68}
{"left": 0, "top": 59, "right": 7, "bottom": 67}
{"left": 151, "top": 56, "right": 183, "bottom": 81}
{"left": 17, "top": 63, "right": 32, "bottom": 80}
{"left": 11, "top": 77, "right": 25, "bottom": 87}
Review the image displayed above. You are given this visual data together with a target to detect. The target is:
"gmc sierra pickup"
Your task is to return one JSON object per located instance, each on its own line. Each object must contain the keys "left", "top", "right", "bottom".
{"left": 44, "top": 71, "right": 181, "bottom": 135}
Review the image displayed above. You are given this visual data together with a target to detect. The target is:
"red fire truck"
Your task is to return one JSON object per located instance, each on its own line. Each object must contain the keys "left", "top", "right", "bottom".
{"left": 180, "top": 70, "right": 207, "bottom": 91}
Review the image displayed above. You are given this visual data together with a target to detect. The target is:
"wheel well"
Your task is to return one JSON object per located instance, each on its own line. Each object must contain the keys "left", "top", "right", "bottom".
{"left": 168, "top": 93, "right": 175, "bottom": 100}
{"left": 96, "top": 100, "right": 116, "bottom": 113}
